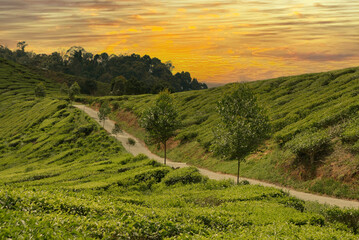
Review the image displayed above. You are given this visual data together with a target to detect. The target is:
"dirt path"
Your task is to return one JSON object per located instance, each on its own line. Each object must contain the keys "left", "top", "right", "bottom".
{"left": 74, "top": 104, "right": 359, "bottom": 209}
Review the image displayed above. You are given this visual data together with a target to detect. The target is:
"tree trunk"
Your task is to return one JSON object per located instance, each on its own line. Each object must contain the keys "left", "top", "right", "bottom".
{"left": 164, "top": 142, "right": 167, "bottom": 165}
{"left": 310, "top": 152, "right": 314, "bottom": 166}
{"left": 237, "top": 159, "right": 241, "bottom": 184}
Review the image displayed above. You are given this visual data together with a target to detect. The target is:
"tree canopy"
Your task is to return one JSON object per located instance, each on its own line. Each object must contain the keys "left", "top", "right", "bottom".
{"left": 98, "top": 101, "right": 111, "bottom": 127}
{"left": 212, "top": 84, "right": 270, "bottom": 183}
{"left": 0, "top": 43, "right": 208, "bottom": 96}
{"left": 140, "top": 89, "right": 180, "bottom": 165}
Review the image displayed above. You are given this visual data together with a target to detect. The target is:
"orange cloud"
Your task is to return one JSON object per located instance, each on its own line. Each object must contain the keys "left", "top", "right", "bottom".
{"left": 2, "top": 0, "right": 359, "bottom": 84}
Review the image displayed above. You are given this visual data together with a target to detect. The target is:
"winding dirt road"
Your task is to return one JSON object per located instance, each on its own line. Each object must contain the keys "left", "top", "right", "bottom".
{"left": 74, "top": 104, "right": 359, "bottom": 209}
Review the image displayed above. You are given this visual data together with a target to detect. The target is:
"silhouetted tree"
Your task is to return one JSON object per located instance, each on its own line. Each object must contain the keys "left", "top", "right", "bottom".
{"left": 17, "top": 41, "right": 28, "bottom": 52}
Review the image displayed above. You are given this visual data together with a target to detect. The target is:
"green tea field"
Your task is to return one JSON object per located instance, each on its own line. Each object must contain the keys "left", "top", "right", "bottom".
{"left": 90, "top": 67, "right": 359, "bottom": 200}
{"left": 1, "top": 58, "right": 358, "bottom": 239}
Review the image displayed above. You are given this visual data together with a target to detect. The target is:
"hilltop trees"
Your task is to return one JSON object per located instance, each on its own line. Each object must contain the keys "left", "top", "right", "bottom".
{"left": 212, "top": 84, "right": 270, "bottom": 184}
{"left": 17, "top": 41, "right": 28, "bottom": 53}
{"left": 60, "top": 82, "right": 80, "bottom": 101}
{"left": 0, "top": 44, "right": 207, "bottom": 96}
{"left": 140, "top": 89, "right": 180, "bottom": 165}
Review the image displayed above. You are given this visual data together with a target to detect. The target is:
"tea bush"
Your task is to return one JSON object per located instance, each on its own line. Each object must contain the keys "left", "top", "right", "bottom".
{"left": 163, "top": 167, "right": 206, "bottom": 186}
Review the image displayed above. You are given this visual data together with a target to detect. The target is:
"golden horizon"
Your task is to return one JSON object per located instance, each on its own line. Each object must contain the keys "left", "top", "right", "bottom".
{"left": 1, "top": 0, "right": 359, "bottom": 83}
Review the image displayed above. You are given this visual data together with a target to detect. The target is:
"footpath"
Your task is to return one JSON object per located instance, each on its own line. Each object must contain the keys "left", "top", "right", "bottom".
{"left": 74, "top": 104, "right": 359, "bottom": 208}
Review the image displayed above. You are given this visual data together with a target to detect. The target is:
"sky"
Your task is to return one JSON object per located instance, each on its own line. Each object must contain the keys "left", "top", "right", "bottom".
{"left": 1, "top": 0, "right": 359, "bottom": 84}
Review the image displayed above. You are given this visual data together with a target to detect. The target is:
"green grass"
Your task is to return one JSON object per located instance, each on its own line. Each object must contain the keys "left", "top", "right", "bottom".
{"left": 1, "top": 58, "right": 359, "bottom": 238}
{"left": 95, "top": 67, "right": 359, "bottom": 200}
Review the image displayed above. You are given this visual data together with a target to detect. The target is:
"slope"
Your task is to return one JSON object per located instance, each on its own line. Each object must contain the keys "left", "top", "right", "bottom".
{"left": 92, "top": 66, "right": 359, "bottom": 200}
{"left": 1, "top": 58, "right": 358, "bottom": 238}
{"left": 75, "top": 103, "right": 359, "bottom": 209}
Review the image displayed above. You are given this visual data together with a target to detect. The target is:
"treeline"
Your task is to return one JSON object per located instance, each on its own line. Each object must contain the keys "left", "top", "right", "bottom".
{"left": 0, "top": 42, "right": 207, "bottom": 95}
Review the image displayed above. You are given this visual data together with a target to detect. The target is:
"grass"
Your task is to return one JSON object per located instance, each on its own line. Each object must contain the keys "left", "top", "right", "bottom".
{"left": 1, "top": 57, "right": 359, "bottom": 238}
{"left": 92, "top": 67, "right": 359, "bottom": 200}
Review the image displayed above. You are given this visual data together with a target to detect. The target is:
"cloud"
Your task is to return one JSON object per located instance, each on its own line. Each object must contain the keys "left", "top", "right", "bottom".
{"left": 249, "top": 47, "right": 357, "bottom": 62}
{"left": 1, "top": 0, "right": 359, "bottom": 83}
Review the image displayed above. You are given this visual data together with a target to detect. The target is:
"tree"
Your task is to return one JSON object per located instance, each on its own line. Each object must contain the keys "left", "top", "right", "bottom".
{"left": 112, "top": 123, "right": 122, "bottom": 136}
{"left": 60, "top": 83, "right": 69, "bottom": 95}
{"left": 17, "top": 41, "right": 28, "bottom": 52}
{"left": 140, "top": 89, "right": 180, "bottom": 165}
{"left": 68, "top": 82, "right": 81, "bottom": 102}
{"left": 98, "top": 101, "right": 111, "bottom": 127}
{"left": 111, "top": 76, "right": 127, "bottom": 95}
{"left": 34, "top": 82, "right": 46, "bottom": 97}
{"left": 127, "top": 138, "right": 136, "bottom": 149}
{"left": 212, "top": 84, "right": 270, "bottom": 184}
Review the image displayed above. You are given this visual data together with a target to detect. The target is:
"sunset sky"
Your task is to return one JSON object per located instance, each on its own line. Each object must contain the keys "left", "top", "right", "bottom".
{"left": 1, "top": 0, "right": 359, "bottom": 84}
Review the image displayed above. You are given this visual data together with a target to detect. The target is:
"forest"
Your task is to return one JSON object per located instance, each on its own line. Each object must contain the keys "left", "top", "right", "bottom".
{"left": 0, "top": 42, "right": 207, "bottom": 96}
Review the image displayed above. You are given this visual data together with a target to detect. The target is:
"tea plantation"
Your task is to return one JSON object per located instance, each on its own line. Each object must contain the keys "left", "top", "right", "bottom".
{"left": 92, "top": 67, "right": 359, "bottom": 200}
{"left": 1, "top": 58, "right": 359, "bottom": 238}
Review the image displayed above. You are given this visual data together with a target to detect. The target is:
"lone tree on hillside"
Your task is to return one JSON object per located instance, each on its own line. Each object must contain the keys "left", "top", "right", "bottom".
{"left": 34, "top": 82, "right": 46, "bottom": 97}
{"left": 68, "top": 82, "right": 81, "bottom": 102}
{"left": 140, "top": 89, "right": 180, "bottom": 165}
{"left": 212, "top": 84, "right": 270, "bottom": 184}
{"left": 98, "top": 101, "right": 111, "bottom": 127}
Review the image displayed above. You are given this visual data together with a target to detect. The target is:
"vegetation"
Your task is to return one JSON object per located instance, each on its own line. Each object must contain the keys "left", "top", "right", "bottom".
{"left": 34, "top": 82, "right": 46, "bottom": 97}
{"left": 127, "top": 137, "right": 136, "bottom": 147}
{"left": 98, "top": 101, "right": 111, "bottom": 127}
{"left": 213, "top": 84, "right": 270, "bottom": 184}
{"left": 68, "top": 81, "right": 81, "bottom": 102}
{"left": 285, "top": 129, "right": 331, "bottom": 166}
{"left": 112, "top": 123, "right": 122, "bottom": 136}
{"left": 101, "top": 66, "right": 359, "bottom": 200}
{"left": 0, "top": 57, "right": 359, "bottom": 238}
{"left": 0, "top": 43, "right": 207, "bottom": 96}
{"left": 140, "top": 90, "right": 180, "bottom": 165}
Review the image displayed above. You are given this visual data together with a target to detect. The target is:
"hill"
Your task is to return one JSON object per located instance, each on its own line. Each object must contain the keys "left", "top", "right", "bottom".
{"left": 91, "top": 66, "right": 359, "bottom": 200}
{"left": 1, "top": 59, "right": 358, "bottom": 238}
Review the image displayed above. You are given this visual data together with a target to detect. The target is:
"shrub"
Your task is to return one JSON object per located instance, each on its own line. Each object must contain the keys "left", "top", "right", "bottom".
{"left": 239, "top": 180, "right": 250, "bottom": 185}
{"left": 285, "top": 129, "right": 331, "bottom": 165}
{"left": 112, "top": 101, "right": 120, "bottom": 111}
{"left": 76, "top": 124, "right": 96, "bottom": 136}
{"left": 325, "top": 207, "right": 359, "bottom": 234}
{"left": 34, "top": 82, "right": 46, "bottom": 97}
{"left": 127, "top": 138, "right": 136, "bottom": 146}
{"left": 134, "top": 167, "right": 170, "bottom": 183}
{"left": 279, "top": 196, "right": 305, "bottom": 212}
{"left": 162, "top": 167, "right": 206, "bottom": 186}
{"left": 175, "top": 131, "right": 198, "bottom": 144}
{"left": 341, "top": 117, "right": 359, "bottom": 143}
{"left": 8, "top": 139, "right": 21, "bottom": 147}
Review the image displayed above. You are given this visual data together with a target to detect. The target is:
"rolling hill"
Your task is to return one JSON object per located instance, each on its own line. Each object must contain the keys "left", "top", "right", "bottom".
{"left": 1, "top": 59, "right": 359, "bottom": 238}
{"left": 92, "top": 66, "right": 359, "bottom": 200}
